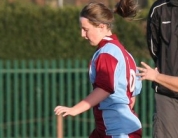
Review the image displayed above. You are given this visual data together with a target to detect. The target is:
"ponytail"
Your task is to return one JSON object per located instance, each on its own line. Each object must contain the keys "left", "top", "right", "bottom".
{"left": 114, "top": 0, "right": 138, "bottom": 18}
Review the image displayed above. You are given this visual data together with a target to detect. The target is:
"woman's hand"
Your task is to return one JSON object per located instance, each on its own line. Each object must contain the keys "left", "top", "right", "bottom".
{"left": 54, "top": 106, "right": 76, "bottom": 117}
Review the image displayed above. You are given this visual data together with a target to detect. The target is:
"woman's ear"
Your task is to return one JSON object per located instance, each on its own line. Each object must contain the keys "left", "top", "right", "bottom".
{"left": 98, "top": 24, "right": 107, "bottom": 32}
{"left": 98, "top": 23, "right": 105, "bottom": 29}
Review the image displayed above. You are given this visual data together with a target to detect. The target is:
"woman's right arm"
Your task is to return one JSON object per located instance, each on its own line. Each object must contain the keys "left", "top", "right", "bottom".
{"left": 54, "top": 87, "right": 110, "bottom": 117}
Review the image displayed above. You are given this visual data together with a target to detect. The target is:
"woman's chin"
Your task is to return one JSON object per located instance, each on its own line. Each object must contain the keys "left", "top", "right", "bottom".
{"left": 89, "top": 41, "right": 97, "bottom": 46}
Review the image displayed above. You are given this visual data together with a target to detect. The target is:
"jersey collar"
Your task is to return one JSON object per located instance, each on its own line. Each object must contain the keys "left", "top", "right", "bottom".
{"left": 97, "top": 34, "right": 118, "bottom": 50}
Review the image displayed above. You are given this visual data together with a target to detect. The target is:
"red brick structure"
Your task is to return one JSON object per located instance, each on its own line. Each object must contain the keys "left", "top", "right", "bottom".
{"left": 33, "top": 0, "right": 45, "bottom": 5}
{"left": 7, "top": 0, "right": 45, "bottom": 6}
{"left": 8, "top": 0, "right": 148, "bottom": 8}
{"left": 75, "top": 0, "right": 110, "bottom": 6}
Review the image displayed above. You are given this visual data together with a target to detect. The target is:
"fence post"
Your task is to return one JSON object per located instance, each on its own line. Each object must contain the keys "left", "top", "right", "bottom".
{"left": 57, "top": 115, "right": 63, "bottom": 138}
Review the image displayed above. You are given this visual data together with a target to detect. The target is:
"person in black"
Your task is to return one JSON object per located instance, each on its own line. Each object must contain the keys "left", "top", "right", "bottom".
{"left": 147, "top": 0, "right": 178, "bottom": 137}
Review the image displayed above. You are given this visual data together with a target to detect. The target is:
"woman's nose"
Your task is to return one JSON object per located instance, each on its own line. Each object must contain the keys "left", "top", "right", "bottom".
{"left": 81, "top": 30, "right": 86, "bottom": 38}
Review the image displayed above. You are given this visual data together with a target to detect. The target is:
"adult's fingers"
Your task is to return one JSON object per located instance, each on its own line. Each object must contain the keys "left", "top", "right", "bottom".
{"left": 137, "top": 67, "right": 147, "bottom": 74}
{"left": 140, "top": 62, "right": 151, "bottom": 69}
{"left": 137, "top": 67, "right": 144, "bottom": 71}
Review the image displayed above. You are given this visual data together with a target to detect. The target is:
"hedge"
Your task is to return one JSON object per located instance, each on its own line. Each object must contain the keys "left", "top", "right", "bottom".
{"left": 0, "top": 1, "right": 150, "bottom": 60}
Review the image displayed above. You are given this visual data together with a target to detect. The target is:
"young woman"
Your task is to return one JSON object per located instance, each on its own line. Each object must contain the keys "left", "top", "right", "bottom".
{"left": 54, "top": 1, "right": 142, "bottom": 137}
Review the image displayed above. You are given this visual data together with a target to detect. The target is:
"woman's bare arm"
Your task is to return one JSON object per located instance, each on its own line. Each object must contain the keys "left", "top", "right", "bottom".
{"left": 54, "top": 87, "right": 110, "bottom": 117}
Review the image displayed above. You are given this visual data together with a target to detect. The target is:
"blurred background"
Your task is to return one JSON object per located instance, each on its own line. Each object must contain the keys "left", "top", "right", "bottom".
{"left": 0, "top": 0, "right": 155, "bottom": 137}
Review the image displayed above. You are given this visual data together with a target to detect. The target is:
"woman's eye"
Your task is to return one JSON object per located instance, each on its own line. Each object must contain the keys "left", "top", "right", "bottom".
{"left": 83, "top": 28, "right": 88, "bottom": 31}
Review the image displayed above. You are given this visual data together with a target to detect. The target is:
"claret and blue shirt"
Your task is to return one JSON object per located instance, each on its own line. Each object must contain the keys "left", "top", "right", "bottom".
{"left": 89, "top": 34, "right": 142, "bottom": 136}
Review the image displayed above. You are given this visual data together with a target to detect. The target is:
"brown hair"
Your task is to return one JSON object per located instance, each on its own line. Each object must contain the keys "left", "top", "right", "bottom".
{"left": 114, "top": 0, "right": 137, "bottom": 18}
{"left": 80, "top": 0, "right": 138, "bottom": 28}
{"left": 80, "top": 2, "right": 114, "bottom": 28}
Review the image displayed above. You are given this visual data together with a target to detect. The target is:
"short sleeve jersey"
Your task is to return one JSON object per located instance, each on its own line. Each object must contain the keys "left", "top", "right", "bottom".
{"left": 89, "top": 34, "right": 142, "bottom": 135}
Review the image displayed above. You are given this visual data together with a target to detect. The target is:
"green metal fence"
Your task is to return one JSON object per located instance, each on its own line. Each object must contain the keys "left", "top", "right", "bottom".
{"left": 0, "top": 59, "right": 154, "bottom": 138}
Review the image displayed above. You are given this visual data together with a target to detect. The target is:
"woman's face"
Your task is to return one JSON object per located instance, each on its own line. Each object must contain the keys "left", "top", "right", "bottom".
{"left": 80, "top": 17, "right": 104, "bottom": 46}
